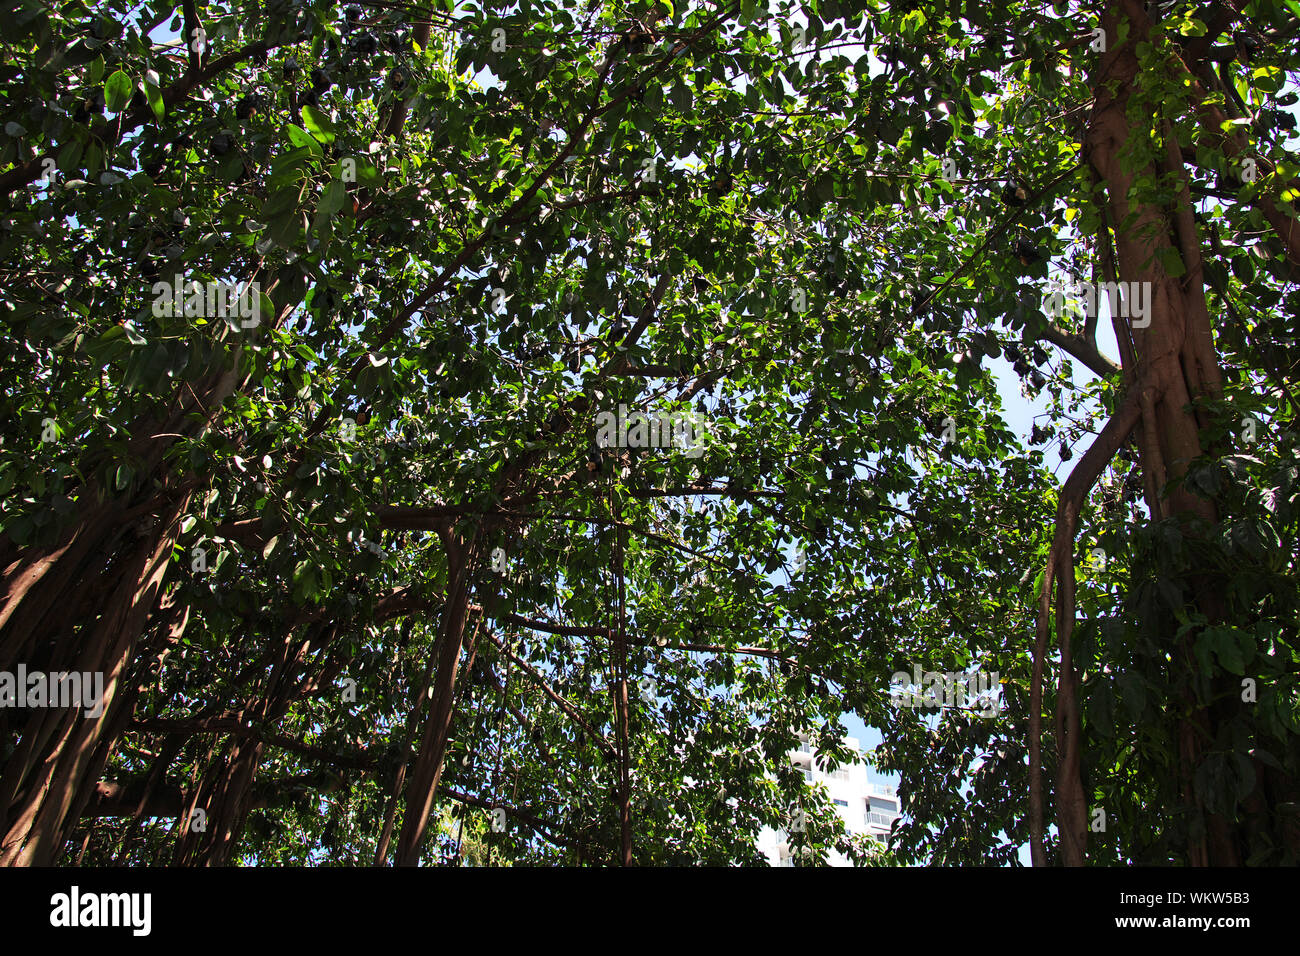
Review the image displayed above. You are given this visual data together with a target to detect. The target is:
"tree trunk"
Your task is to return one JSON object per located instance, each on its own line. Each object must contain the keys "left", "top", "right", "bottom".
{"left": 0, "top": 356, "right": 242, "bottom": 866}
{"left": 393, "top": 534, "right": 481, "bottom": 866}
{"left": 0, "top": 489, "right": 190, "bottom": 864}
{"left": 1065, "top": 0, "right": 1286, "bottom": 865}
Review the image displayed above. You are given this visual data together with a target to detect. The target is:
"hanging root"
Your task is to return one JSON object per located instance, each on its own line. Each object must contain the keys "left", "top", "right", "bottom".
{"left": 1030, "top": 390, "right": 1144, "bottom": 866}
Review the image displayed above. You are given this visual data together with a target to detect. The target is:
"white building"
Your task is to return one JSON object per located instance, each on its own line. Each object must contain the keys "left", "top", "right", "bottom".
{"left": 757, "top": 732, "right": 901, "bottom": 866}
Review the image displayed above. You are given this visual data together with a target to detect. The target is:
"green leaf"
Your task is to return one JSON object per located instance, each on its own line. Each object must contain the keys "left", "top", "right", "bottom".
{"left": 1158, "top": 246, "right": 1187, "bottom": 278}
{"left": 285, "top": 124, "right": 324, "bottom": 158}
{"left": 670, "top": 80, "right": 692, "bottom": 112}
{"left": 121, "top": 321, "right": 147, "bottom": 346}
{"left": 1116, "top": 670, "right": 1146, "bottom": 721}
{"left": 292, "top": 559, "right": 318, "bottom": 601}
{"left": 300, "top": 105, "right": 336, "bottom": 144}
{"left": 57, "top": 138, "right": 83, "bottom": 173}
{"left": 319, "top": 180, "right": 346, "bottom": 218}
{"left": 143, "top": 80, "right": 165, "bottom": 121}
{"left": 104, "top": 71, "right": 132, "bottom": 112}
{"left": 261, "top": 184, "right": 302, "bottom": 221}
{"left": 1210, "top": 627, "right": 1248, "bottom": 674}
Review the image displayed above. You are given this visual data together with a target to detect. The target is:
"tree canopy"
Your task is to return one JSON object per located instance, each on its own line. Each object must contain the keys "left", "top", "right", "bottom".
{"left": 1, "top": 0, "right": 1297, "bottom": 867}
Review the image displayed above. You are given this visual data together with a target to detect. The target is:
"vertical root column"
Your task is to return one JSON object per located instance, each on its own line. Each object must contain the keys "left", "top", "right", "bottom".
{"left": 0, "top": 492, "right": 188, "bottom": 865}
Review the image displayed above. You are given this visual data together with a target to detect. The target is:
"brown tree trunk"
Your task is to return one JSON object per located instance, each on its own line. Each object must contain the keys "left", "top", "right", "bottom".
{"left": 0, "top": 489, "right": 190, "bottom": 864}
{"left": 393, "top": 534, "right": 481, "bottom": 866}
{"left": 172, "top": 736, "right": 266, "bottom": 866}
{"left": 1059, "top": 0, "right": 1271, "bottom": 865}
{"left": 0, "top": 355, "right": 243, "bottom": 866}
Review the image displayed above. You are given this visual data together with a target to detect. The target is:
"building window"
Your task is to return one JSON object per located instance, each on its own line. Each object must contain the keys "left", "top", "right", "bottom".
{"left": 834, "top": 799, "right": 848, "bottom": 807}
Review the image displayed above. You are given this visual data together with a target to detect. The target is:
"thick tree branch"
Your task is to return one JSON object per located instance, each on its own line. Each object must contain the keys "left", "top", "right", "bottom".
{"left": 1037, "top": 322, "right": 1121, "bottom": 379}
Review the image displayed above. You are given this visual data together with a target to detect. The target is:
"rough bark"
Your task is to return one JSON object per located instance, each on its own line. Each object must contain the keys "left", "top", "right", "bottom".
{"left": 0, "top": 355, "right": 243, "bottom": 866}
{"left": 1029, "top": 0, "right": 1284, "bottom": 866}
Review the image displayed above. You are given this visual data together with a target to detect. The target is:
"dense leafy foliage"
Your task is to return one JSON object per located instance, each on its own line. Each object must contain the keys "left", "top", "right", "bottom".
{"left": 1, "top": 0, "right": 1297, "bottom": 866}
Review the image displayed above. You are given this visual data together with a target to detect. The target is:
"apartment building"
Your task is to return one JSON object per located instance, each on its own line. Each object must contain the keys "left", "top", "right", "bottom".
{"left": 756, "top": 732, "right": 901, "bottom": 866}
